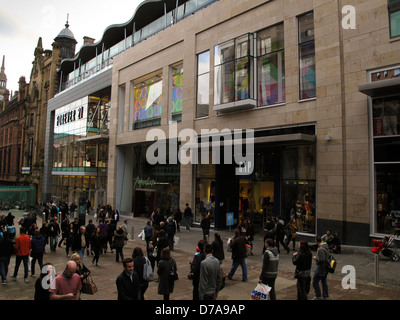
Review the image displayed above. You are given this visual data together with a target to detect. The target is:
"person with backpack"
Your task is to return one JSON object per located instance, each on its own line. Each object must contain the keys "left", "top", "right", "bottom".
{"left": 312, "top": 235, "right": 330, "bottom": 300}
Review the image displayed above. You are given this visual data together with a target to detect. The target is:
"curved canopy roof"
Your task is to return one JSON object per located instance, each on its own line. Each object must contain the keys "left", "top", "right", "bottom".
{"left": 59, "top": 0, "right": 189, "bottom": 75}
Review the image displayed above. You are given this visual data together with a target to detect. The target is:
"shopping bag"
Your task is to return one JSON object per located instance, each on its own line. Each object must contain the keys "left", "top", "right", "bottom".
{"left": 250, "top": 283, "right": 271, "bottom": 300}
{"left": 174, "top": 236, "right": 180, "bottom": 246}
{"left": 138, "top": 230, "right": 145, "bottom": 241}
{"left": 143, "top": 257, "right": 155, "bottom": 282}
{"left": 227, "top": 238, "right": 232, "bottom": 252}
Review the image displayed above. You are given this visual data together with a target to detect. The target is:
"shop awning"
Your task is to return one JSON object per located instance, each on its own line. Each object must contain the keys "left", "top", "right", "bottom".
{"left": 195, "top": 133, "right": 316, "bottom": 149}
{"left": 358, "top": 77, "right": 400, "bottom": 97}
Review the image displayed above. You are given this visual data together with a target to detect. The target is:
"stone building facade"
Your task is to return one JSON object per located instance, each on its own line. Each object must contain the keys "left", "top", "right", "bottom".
{"left": 106, "top": 0, "right": 400, "bottom": 246}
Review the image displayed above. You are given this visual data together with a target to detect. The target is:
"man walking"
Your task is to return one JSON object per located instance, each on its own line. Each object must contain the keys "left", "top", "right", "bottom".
{"left": 10, "top": 227, "right": 31, "bottom": 283}
{"left": 48, "top": 218, "right": 60, "bottom": 252}
{"left": 227, "top": 229, "right": 248, "bottom": 282}
{"left": 312, "top": 235, "right": 330, "bottom": 300}
{"left": 184, "top": 203, "right": 193, "bottom": 231}
{"left": 259, "top": 238, "right": 279, "bottom": 300}
{"left": 0, "top": 232, "right": 14, "bottom": 285}
{"left": 116, "top": 257, "right": 141, "bottom": 300}
{"left": 199, "top": 244, "right": 222, "bottom": 300}
{"left": 201, "top": 214, "right": 211, "bottom": 242}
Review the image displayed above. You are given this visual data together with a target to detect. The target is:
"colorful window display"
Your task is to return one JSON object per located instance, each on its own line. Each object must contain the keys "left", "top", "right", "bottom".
{"left": 214, "top": 34, "right": 254, "bottom": 106}
{"left": 171, "top": 63, "right": 183, "bottom": 122}
{"left": 257, "top": 23, "right": 285, "bottom": 106}
{"left": 133, "top": 74, "right": 163, "bottom": 128}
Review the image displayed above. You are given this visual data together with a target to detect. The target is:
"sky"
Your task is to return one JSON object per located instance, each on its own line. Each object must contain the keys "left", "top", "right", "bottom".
{"left": 0, "top": 0, "right": 144, "bottom": 93}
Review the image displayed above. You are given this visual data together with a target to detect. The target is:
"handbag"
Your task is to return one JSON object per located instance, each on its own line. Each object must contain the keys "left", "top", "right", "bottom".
{"left": 152, "top": 246, "right": 158, "bottom": 257}
{"left": 169, "top": 260, "right": 178, "bottom": 281}
{"left": 81, "top": 275, "right": 98, "bottom": 295}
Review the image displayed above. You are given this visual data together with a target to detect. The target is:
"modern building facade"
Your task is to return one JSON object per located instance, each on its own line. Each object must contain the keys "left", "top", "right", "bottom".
{"left": 104, "top": 0, "right": 400, "bottom": 246}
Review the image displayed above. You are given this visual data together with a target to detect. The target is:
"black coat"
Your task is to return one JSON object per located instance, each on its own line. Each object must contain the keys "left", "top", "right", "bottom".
{"left": 231, "top": 235, "right": 247, "bottom": 261}
{"left": 116, "top": 271, "right": 141, "bottom": 300}
{"left": 157, "top": 258, "right": 177, "bottom": 295}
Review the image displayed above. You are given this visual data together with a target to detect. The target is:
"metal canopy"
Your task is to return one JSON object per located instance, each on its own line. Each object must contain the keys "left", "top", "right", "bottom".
{"left": 358, "top": 77, "right": 400, "bottom": 97}
{"left": 59, "top": 0, "right": 189, "bottom": 75}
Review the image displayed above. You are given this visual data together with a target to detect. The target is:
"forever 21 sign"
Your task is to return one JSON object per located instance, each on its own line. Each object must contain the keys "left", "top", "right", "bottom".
{"left": 56, "top": 106, "right": 85, "bottom": 127}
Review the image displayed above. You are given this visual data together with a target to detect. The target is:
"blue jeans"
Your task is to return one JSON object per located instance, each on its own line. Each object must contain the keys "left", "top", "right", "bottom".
{"left": 228, "top": 258, "right": 248, "bottom": 281}
{"left": 313, "top": 269, "right": 329, "bottom": 298}
{"left": 50, "top": 236, "right": 58, "bottom": 252}
{"left": 0, "top": 256, "right": 10, "bottom": 281}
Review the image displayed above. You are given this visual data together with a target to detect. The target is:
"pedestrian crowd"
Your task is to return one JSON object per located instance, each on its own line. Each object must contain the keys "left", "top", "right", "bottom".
{"left": 0, "top": 202, "right": 335, "bottom": 301}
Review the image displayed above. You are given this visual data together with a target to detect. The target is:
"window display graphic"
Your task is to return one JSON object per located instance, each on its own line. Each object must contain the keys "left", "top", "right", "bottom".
{"left": 133, "top": 79, "right": 163, "bottom": 122}
{"left": 172, "top": 72, "right": 183, "bottom": 114}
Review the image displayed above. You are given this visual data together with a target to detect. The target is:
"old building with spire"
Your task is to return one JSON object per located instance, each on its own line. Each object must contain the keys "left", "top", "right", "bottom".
{"left": 0, "top": 20, "right": 77, "bottom": 203}
{"left": 0, "top": 53, "right": 27, "bottom": 187}
{"left": 0, "top": 56, "right": 10, "bottom": 110}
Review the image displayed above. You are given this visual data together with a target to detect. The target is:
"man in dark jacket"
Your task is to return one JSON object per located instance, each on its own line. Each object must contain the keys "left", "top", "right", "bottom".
{"left": 165, "top": 217, "right": 176, "bottom": 250}
{"left": 191, "top": 240, "right": 206, "bottom": 300}
{"left": 259, "top": 238, "right": 279, "bottom": 300}
{"left": 116, "top": 258, "right": 141, "bottom": 300}
{"left": 30, "top": 230, "right": 47, "bottom": 277}
{"left": 0, "top": 232, "right": 14, "bottom": 284}
{"left": 201, "top": 214, "right": 211, "bottom": 242}
{"left": 227, "top": 229, "right": 248, "bottom": 282}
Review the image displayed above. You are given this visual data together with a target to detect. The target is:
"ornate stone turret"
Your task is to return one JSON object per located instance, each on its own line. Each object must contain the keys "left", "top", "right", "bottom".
{"left": 53, "top": 15, "right": 77, "bottom": 59}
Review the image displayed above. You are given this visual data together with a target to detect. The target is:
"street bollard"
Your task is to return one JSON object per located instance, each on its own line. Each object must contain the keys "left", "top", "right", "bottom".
{"left": 374, "top": 254, "right": 379, "bottom": 285}
{"left": 131, "top": 225, "right": 134, "bottom": 240}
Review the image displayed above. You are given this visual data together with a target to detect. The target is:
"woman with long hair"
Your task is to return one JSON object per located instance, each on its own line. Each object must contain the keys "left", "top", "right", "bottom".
{"left": 157, "top": 248, "right": 177, "bottom": 301}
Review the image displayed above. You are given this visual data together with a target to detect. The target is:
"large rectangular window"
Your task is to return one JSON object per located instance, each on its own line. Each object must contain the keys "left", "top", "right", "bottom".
{"left": 389, "top": 0, "right": 400, "bottom": 38}
{"left": 196, "top": 51, "right": 210, "bottom": 118}
{"left": 372, "top": 95, "right": 400, "bottom": 234}
{"left": 257, "top": 23, "right": 285, "bottom": 106}
{"left": 214, "top": 34, "right": 254, "bottom": 106}
{"left": 298, "top": 12, "right": 316, "bottom": 100}
{"left": 170, "top": 63, "right": 183, "bottom": 122}
{"left": 132, "top": 73, "right": 163, "bottom": 130}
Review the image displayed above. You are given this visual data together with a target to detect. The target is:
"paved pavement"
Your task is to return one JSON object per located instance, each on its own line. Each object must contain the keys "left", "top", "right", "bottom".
{"left": 1, "top": 209, "right": 400, "bottom": 301}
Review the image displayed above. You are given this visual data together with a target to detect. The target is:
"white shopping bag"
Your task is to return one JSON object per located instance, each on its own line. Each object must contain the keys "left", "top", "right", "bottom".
{"left": 250, "top": 283, "right": 271, "bottom": 300}
{"left": 138, "top": 230, "right": 145, "bottom": 240}
{"left": 174, "top": 236, "right": 179, "bottom": 246}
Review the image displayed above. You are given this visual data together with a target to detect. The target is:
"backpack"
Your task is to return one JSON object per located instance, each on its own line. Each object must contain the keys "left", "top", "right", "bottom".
{"left": 143, "top": 257, "right": 155, "bottom": 281}
{"left": 327, "top": 255, "right": 337, "bottom": 273}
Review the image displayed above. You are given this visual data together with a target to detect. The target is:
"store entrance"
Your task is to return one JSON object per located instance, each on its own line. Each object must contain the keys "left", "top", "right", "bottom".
{"left": 133, "top": 189, "right": 156, "bottom": 218}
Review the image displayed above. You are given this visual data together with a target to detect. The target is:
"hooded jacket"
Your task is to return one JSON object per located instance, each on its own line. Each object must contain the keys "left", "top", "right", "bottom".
{"left": 31, "top": 233, "right": 47, "bottom": 254}
{"left": 113, "top": 228, "right": 125, "bottom": 249}
{"left": 316, "top": 242, "right": 329, "bottom": 271}
{"left": 260, "top": 247, "right": 279, "bottom": 280}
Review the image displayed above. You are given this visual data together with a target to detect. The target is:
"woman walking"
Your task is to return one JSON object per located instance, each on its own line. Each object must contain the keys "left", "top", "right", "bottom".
{"left": 157, "top": 248, "right": 177, "bottom": 301}
{"left": 132, "top": 247, "right": 149, "bottom": 300}
{"left": 292, "top": 241, "right": 312, "bottom": 300}
{"left": 91, "top": 228, "right": 102, "bottom": 266}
